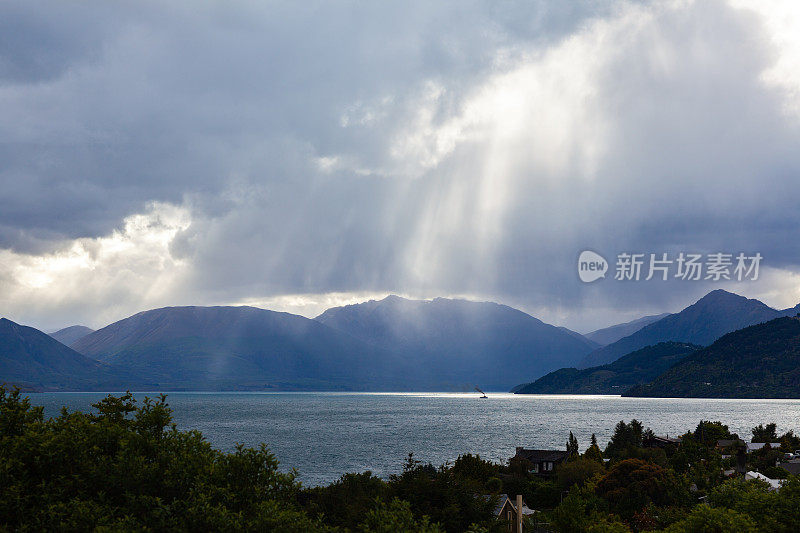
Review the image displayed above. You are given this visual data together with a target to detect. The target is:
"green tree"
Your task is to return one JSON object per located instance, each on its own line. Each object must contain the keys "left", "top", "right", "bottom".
{"left": 584, "top": 434, "right": 604, "bottom": 463}
{"left": 556, "top": 457, "right": 604, "bottom": 492}
{"left": 359, "top": 498, "right": 442, "bottom": 533}
{"left": 751, "top": 423, "right": 779, "bottom": 443}
{"left": 693, "top": 420, "right": 735, "bottom": 444}
{"left": 662, "top": 504, "right": 757, "bottom": 533}
{"left": 595, "top": 459, "right": 688, "bottom": 518}
{"left": 0, "top": 387, "right": 327, "bottom": 532}
{"left": 604, "top": 420, "right": 643, "bottom": 459}
{"left": 567, "top": 431, "right": 579, "bottom": 459}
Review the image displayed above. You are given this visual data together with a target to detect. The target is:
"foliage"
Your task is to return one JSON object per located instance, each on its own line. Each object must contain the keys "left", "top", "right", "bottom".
{"left": 6, "top": 387, "right": 800, "bottom": 533}
{"left": 0, "top": 387, "right": 326, "bottom": 532}
{"left": 556, "top": 457, "right": 605, "bottom": 492}
{"left": 387, "top": 453, "right": 495, "bottom": 533}
{"left": 751, "top": 422, "right": 778, "bottom": 443}
{"left": 595, "top": 459, "right": 687, "bottom": 518}
{"left": 661, "top": 504, "right": 757, "bottom": 532}
{"left": 584, "top": 433, "right": 604, "bottom": 463}
{"left": 692, "top": 420, "right": 736, "bottom": 444}
{"left": 305, "top": 471, "right": 389, "bottom": 528}
{"left": 625, "top": 317, "right": 800, "bottom": 398}
{"left": 604, "top": 420, "right": 644, "bottom": 459}
{"left": 359, "top": 498, "right": 442, "bottom": 533}
{"left": 567, "top": 431, "right": 579, "bottom": 458}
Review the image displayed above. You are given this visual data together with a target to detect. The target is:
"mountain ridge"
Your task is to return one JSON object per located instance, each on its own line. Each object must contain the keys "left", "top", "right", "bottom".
{"left": 578, "top": 290, "right": 796, "bottom": 368}
{"left": 624, "top": 316, "right": 800, "bottom": 398}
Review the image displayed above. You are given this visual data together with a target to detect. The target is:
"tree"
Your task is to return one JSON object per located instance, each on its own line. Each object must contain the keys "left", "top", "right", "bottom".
{"left": 306, "top": 471, "right": 389, "bottom": 529}
{"left": 751, "top": 423, "right": 778, "bottom": 443}
{"left": 662, "top": 505, "right": 756, "bottom": 533}
{"left": 359, "top": 498, "right": 442, "bottom": 533}
{"left": 567, "top": 431, "right": 579, "bottom": 458}
{"left": 692, "top": 420, "right": 735, "bottom": 444}
{"left": 584, "top": 434, "right": 604, "bottom": 463}
{"left": 604, "top": 420, "right": 644, "bottom": 459}
{"left": 0, "top": 387, "right": 327, "bottom": 532}
{"left": 556, "top": 457, "right": 604, "bottom": 491}
{"left": 595, "top": 459, "right": 687, "bottom": 518}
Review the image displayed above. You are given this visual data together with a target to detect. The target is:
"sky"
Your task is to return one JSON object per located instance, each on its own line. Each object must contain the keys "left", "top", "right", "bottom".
{"left": 2, "top": 0, "right": 800, "bottom": 333}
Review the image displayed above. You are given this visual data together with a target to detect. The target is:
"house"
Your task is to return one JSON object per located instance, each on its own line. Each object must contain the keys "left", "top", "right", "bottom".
{"left": 716, "top": 439, "right": 744, "bottom": 450}
{"left": 777, "top": 460, "right": 800, "bottom": 476}
{"left": 512, "top": 448, "right": 570, "bottom": 475}
{"left": 492, "top": 494, "right": 535, "bottom": 532}
{"left": 746, "top": 442, "right": 782, "bottom": 453}
{"left": 643, "top": 434, "right": 681, "bottom": 449}
{"left": 745, "top": 471, "right": 782, "bottom": 491}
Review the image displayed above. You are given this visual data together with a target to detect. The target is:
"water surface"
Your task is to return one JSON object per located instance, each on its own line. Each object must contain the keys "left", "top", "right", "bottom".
{"left": 27, "top": 392, "right": 800, "bottom": 486}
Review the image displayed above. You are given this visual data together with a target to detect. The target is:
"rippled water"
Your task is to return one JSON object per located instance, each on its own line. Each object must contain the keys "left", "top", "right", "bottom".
{"left": 26, "top": 392, "right": 800, "bottom": 486}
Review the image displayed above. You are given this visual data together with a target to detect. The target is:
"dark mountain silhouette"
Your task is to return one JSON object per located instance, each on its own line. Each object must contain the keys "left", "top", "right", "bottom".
{"left": 578, "top": 290, "right": 797, "bottom": 368}
{"left": 585, "top": 314, "right": 671, "bottom": 346}
{"left": 49, "top": 325, "right": 94, "bottom": 346}
{"left": 71, "top": 306, "right": 415, "bottom": 391}
{"left": 625, "top": 317, "right": 800, "bottom": 398}
{"left": 0, "top": 318, "right": 139, "bottom": 390}
{"left": 316, "top": 296, "right": 598, "bottom": 389}
{"left": 558, "top": 327, "right": 601, "bottom": 349}
{"left": 514, "top": 341, "right": 700, "bottom": 395}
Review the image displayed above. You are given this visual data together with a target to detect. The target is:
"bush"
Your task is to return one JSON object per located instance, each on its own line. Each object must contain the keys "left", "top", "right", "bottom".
{"left": 0, "top": 387, "right": 325, "bottom": 531}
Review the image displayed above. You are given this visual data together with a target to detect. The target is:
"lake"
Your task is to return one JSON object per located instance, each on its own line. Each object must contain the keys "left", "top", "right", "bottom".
{"left": 26, "top": 392, "right": 800, "bottom": 486}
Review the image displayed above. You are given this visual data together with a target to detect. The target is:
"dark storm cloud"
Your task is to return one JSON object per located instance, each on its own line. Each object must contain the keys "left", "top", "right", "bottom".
{"left": 2, "top": 0, "right": 800, "bottom": 331}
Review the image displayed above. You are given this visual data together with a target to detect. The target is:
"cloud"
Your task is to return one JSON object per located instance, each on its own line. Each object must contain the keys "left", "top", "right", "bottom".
{"left": 0, "top": 202, "right": 191, "bottom": 329}
{"left": 2, "top": 0, "right": 800, "bottom": 331}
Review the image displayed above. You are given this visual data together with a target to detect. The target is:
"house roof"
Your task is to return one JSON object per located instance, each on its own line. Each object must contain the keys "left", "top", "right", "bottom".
{"left": 747, "top": 442, "right": 782, "bottom": 452}
{"left": 745, "top": 471, "right": 782, "bottom": 490}
{"left": 646, "top": 435, "right": 681, "bottom": 444}
{"left": 514, "top": 448, "right": 570, "bottom": 463}
{"left": 492, "top": 495, "right": 511, "bottom": 516}
{"left": 778, "top": 461, "right": 800, "bottom": 476}
{"left": 490, "top": 494, "right": 536, "bottom": 517}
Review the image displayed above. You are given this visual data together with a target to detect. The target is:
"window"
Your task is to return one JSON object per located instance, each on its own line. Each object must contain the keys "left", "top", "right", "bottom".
{"left": 544, "top": 461, "right": 553, "bottom": 471}
{"left": 531, "top": 463, "right": 539, "bottom": 473}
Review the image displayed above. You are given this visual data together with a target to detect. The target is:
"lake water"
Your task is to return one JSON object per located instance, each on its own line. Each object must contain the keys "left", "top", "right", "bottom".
{"left": 25, "top": 392, "right": 800, "bottom": 486}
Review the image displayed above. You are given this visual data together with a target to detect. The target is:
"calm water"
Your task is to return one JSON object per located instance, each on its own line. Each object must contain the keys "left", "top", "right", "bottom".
{"left": 25, "top": 392, "right": 800, "bottom": 486}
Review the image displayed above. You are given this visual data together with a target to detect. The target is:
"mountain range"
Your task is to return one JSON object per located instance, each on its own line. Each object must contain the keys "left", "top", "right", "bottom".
{"left": 0, "top": 318, "right": 141, "bottom": 391}
{"left": 2, "top": 297, "right": 597, "bottom": 391}
{"left": 3, "top": 290, "right": 800, "bottom": 395}
{"left": 70, "top": 305, "right": 412, "bottom": 391}
{"left": 316, "top": 296, "right": 598, "bottom": 389}
{"left": 625, "top": 317, "right": 800, "bottom": 398}
{"left": 584, "top": 313, "right": 671, "bottom": 346}
{"left": 49, "top": 325, "right": 94, "bottom": 346}
{"left": 578, "top": 290, "right": 800, "bottom": 368}
{"left": 514, "top": 341, "right": 701, "bottom": 395}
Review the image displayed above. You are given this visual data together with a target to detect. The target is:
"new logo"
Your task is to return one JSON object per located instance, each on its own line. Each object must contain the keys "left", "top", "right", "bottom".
{"left": 578, "top": 251, "right": 608, "bottom": 283}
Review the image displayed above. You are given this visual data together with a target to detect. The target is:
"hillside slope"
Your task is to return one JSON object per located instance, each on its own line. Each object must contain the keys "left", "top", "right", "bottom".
{"left": 579, "top": 290, "right": 793, "bottom": 367}
{"left": 625, "top": 317, "right": 800, "bottom": 398}
{"left": 0, "top": 318, "right": 139, "bottom": 390}
{"left": 72, "top": 306, "right": 415, "bottom": 391}
{"left": 514, "top": 342, "right": 700, "bottom": 394}
{"left": 316, "top": 296, "right": 598, "bottom": 389}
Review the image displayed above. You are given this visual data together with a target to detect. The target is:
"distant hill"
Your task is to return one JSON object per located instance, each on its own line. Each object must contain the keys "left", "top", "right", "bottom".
{"left": 49, "top": 325, "right": 94, "bottom": 346}
{"left": 0, "top": 318, "right": 138, "bottom": 391}
{"left": 514, "top": 342, "right": 700, "bottom": 395}
{"left": 625, "top": 317, "right": 800, "bottom": 398}
{"left": 558, "top": 327, "right": 601, "bottom": 349}
{"left": 316, "top": 296, "right": 598, "bottom": 389}
{"left": 71, "top": 306, "right": 414, "bottom": 391}
{"left": 585, "top": 314, "right": 671, "bottom": 346}
{"left": 579, "top": 290, "right": 796, "bottom": 368}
